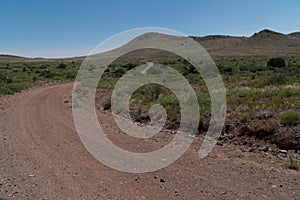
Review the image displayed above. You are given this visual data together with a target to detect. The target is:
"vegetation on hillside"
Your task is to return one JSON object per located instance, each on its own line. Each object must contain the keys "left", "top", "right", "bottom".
{"left": 96, "top": 51, "right": 299, "bottom": 145}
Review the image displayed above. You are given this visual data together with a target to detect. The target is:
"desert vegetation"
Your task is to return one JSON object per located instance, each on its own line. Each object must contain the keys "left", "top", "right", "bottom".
{"left": 97, "top": 51, "right": 300, "bottom": 157}
{"left": 0, "top": 56, "right": 80, "bottom": 94}
{"left": 1, "top": 31, "right": 300, "bottom": 169}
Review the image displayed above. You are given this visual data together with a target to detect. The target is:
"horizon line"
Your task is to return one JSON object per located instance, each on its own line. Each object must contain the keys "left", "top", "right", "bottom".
{"left": 1, "top": 28, "right": 299, "bottom": 59}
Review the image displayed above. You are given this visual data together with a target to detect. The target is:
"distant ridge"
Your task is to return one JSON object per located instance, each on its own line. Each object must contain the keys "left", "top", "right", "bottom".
{"left": 191, "top": 35, "right": 243, "bottom": 41}
{"left": 0, "top": 54, "right": 25, "bottom": 58}
{"left": 190, "top": 29, "right": 300, "bottom": 56}
{"left": 289, "top": 32, "right": 300, "bottom": 39}
{"left": 1, "top": 29, "right": 300, "bottom": 60}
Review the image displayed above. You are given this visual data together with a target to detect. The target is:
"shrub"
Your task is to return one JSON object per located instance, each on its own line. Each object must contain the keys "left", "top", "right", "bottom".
{"left": 145, "top": 84, "right": 163, "bottom": 101}
{"left": 198, "top": 115, "right": 206, "bottom": 133}
{"left": 134, "top": 107, "right": 150, "bottom": 123}
{"left": 5, "top": 77, "right": 13, "bottom": 84}
{"left": 267, "top": 57, "right": 286, "bottom": 68}
{"left": 287, "top": 150, "right": 299, "bottom": 170}
{"left": 280, "top": 111, "right": 300, "bottom": 126}
{"left": 222, "top": 66, "right": 233, "bottom": 74}
{"left": 57, "top": 63, "right": 67, "bottom": 69}
{"left": 182, "top": 64, "right": 197, "bottom": 75}
{"left": 267, "top": 73, "right": 286, "bottom": 85}
{"left": 40, "top": 70, "right": 53, "bottom": 78}
{"left": 103, "top": 97, "right": 111, "bottom": 110}
{"left": 65, "top": 70, "right": 77, "bottom": 79}
{"left": 0, "top": 85, "right": 13, "bottom": 94}
{"left": 122, "top": 63, "right": 136, "bottom": 70}
{"left": 113, "top": 68, "right": 126, "bottom": 77}
{"left": 241, "top": 113, "right": 249, "bottom": 123}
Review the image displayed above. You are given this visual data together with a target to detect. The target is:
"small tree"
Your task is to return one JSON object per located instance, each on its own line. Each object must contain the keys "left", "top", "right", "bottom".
{"left": 267, "top": 57, "right": 286, "bottom": 68}
{"left": 57, "top": 63, "right": 67, "bottom": 69}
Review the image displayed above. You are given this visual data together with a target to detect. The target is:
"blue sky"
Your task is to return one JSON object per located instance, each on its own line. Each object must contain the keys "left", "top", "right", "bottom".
{"left": 1, "top": 0, "right": 300, "bottom": 58}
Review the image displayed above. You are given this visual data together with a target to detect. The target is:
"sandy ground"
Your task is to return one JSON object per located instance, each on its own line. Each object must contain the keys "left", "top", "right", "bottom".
{"left": 0, "top": 83, "right": 299, "bottom": 200}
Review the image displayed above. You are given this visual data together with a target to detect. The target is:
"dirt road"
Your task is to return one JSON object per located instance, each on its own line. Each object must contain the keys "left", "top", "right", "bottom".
{"left": 0, "top": 83, "right": 299, "bottom": 199}
{"left": 140, "top": 62, "right": 154, "bottom": 75}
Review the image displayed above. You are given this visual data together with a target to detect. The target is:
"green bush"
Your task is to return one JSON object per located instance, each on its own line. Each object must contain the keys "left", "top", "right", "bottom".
{"left": 134, "top": 107, "right": 150, "bottom": 122}
{"left": 241, "top": 113, "right": 249, "bottom": 123}
{"left": 144, "top": 84, "right": 163, "bottom": 101}
{"left": 222, "top": 66, "right": 233, "bottom": 74}
{"left": 103, "top": 97, "right": 111, "bottom": 110}
{"left": 267, "top": 57, "right": 286, "bottom": 68}
{"left": 5, "top": 77, "right": 13, "bottom": 84}
{"left": 198, "top": 115, "right": 206, "bottom": 133}
{"left": 122, "top": 63, "right": 136, "bottom": 70}
{"left": 112, "top": 68, "right": 126, "bottom": 77}
{"left": 40, "top": 70, "right": 53, "bottom": 78}
{"left": 0, "top": 85, "right": 14, "bottom": 94}
{"left": 65, "top": 70, "right": 77, "bottom": 79}
{"left": 57, "top": 63, "right": 67, "bottom": 69}
{"left": 267, "top": 73, "right": 286, "bottom": 85}
{"left": 280, "top": 111, "right": 300, "bottom": 126}
{"left": 287, "top": 150, "right": 299, "bottom": 170}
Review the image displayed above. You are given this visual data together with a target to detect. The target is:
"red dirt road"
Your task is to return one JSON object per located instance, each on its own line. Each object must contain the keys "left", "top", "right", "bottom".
{"left": 0, "top": 83, "right": 299, "bottom": 199}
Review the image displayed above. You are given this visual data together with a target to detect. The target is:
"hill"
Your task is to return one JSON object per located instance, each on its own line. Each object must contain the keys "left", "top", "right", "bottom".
{"left": 191, "top": 29, "right": 300, "bottom": 57}
{"left": 289, "top": 31, "right": 300, "bottom": 39}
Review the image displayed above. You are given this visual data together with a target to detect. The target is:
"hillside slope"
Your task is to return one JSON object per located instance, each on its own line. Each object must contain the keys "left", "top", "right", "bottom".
{"left": 192, "top": 29, "right": 300, "bottom": 56}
